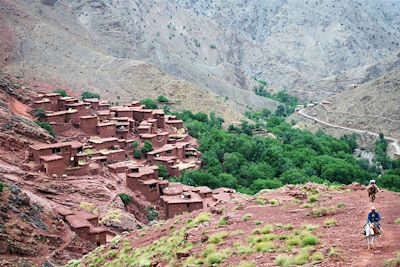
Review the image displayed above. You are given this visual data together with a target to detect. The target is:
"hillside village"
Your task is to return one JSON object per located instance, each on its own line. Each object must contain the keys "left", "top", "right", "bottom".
{"left": 14, "top": 90, "right": 244, "bottom": 247}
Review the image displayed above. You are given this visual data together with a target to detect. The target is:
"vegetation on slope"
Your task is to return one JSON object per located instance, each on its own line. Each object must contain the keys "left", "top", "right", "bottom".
{"left": 174, "top": 110, "right": 400, "bottom": 194}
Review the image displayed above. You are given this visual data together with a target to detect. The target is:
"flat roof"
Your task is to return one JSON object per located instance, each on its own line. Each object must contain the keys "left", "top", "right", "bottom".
{"left": 140, "top": 133, "right": 157, "bottom": 138}
{"left": 97, "top": 110, "right": 110, "bottom": 115}
{"left": 34, "top": 99, "right": 51, "bottom": 104}
{"left": 40, "top": 154, "right": 64, "bottom": 162}
{"left": 44, "top": 93, "right": 60, "bottom": 97}
{"left": 97, "top": 121, "right": 116, "bottom": 127}
{"left": 89, "top": 226, "right": 108, "bottom": 234}
{"left": 160, "top": 192, "right": 203, "bottom": 204}
{"left": 84, "top": 98, "right": 100, "bottom": 103}
{"left": 166, "top": 119, "right": 183, "bottom": 124}
{"left": 54, "top": 206, "right": 74, "bottom": 216}
{"left": 126, "top": 166, "right": 154, "bottom": 178}
{"left": 65, "top": 215, "right": 91, "bottom": 228}
{"left": 147, "top": 144, "right": 176, "bottom": 155}
{"left": 65, "top": 102, "right": 87, "bottom": 107}
{"left": 30, "top": 141, "right": 83, "bottom": 150}
{"left": 154, "top": 156, "right": 178, "bottom": 162}
{"left": 75, "top": 210, "right": 99, "bottom": 221}
{"left": 89, "top": 137, "right": 118, "bottom": 144}
{"left": 141, "top": 179, "right": 159, "bottom": 185}
{"left": 80, "top": 115, "right": 97, "bottom": 119}
{"left": 59, "top": 96, "right": 76, "bottom": 101}
{"left": 108, "top": 161, "right": 138, "bottom": 169}
{"left": 197, "top": 186, "right": 212, "bottom": 194}
{"left": 46, "top": 110, "right": 77, "bottom": 116}
{"left": 152, "top": 109, "right": 165, "bottom": 115}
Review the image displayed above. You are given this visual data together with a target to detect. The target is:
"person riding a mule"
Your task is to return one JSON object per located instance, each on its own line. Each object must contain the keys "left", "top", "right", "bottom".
{"left": 366, "top": 180, "right": 379, "bottom": 202}
{"left": 367, "top": 206, "right": 381, "bottom": 233}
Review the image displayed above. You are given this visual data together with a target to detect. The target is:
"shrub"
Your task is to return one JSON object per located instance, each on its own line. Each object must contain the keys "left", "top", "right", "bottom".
{"left": 205, "top": 251, "right": 227, "bottom": 266}
{"left": 81, "top": 91, "right": 100, "bottom": 100}
{"left": 275, "top": 255, "right": 291, "bottom": 266}
{"left": 237, "top": 262, "right": 255, "bottom": 267}
{"left": 35, "top": 121, "right": 55, "bottom": 137}
{"left": 188, "top": 212, "right": 211, "bottom": 228}
{"left": 0, "top": 182, "right": 4, "bottom": 193}
{"left": 119, "top": 193, "right": 132, "bottom": 206}
{"left": 254, "top": 241, "right": 275, "bottom": 252}
{"left": 384, "top": 251, "right": 400, "bottom": 267}
{"left": 140, "top": 98, "right": 158, "bottom": 109}
{"left": 255, "top": 198, "right": 266, "bottom": 205}
{"left": 35, "top": 108, "right": 46, "bottom": 119}
{"left": 157, "top": 95, "right": 169, "bottom": 103}
{"left": 141, "top": 141, "right": 153, "bottom": 154}
{"left": 268, "top": 199, "right": 280, "bottom": 206}
{"left": 337, "top": 202, "right": 345, "bottom": 208}
{"left": 311, "top": 206, "right": 336, "bottom": 217}
{"left": 208, "top": 231, "right": 228, "bottom": 244}
{"left": 323, "top": 218, "right": 337, "bottom": 228}
{"left": 255, "top": 220, "right": 264, "bottom": 226}
{"left": 308, "top": 195, "right": 318, "bottom": 203}
{"left": 328, "top": 248, "right": 342, "bottom": 259}
{"left": 146, "top": 207, "right": 159, "bottom": 222}
{"left": 242, "top": 214, "right": 253, "bottom": 221}
{"left": 283, "top": 223, "right": 294, "bottom": 230}
{"left": 261, "top": 224, "right": 274, "bottom": 234}
{"left": 311, "top": 251, "right": 324, "bottom": 261}
{"left": 79, "top": 202, "right": 99, "bottom": 214}
{"left": 301, "top": 235, "right": 319, "bottom": 247}
{"left": 218, "top": 217, "right": 228, "bottom": 226}
{"left": 157, "top": 164, "right": 169, "bottom": 179}
{"left": 301, "top": 224, "right": 319, "bottom": 231}
{"left": 395, "top": 218, "right": 400, "bottom": 224}
{"left": 286, "top": 236, "right": 300, "bottom": 246}
{"left": 53, "top": 89, "right": 67, "bottom": 97}
{"left": 133, "top": 150, "right": 142, "bottom": 159}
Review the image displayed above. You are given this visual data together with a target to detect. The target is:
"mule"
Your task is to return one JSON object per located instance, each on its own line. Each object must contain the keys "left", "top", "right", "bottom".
{"left": 364, "top": 222, "right": 380, "bottom": 250}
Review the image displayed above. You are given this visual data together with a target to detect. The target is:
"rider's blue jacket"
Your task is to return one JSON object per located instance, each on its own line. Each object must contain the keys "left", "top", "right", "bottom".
{"left": 368, "top": 212, "right": 381, "bottom": 223}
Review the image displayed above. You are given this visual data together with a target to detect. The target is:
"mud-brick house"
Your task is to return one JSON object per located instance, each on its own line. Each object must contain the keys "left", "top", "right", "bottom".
{"left": 96, "top": 110, "right": 110, "bottom": 122}
{"left": 114, "top": 107, "right": 134, "bottom": 118}
{"left": 39, "top": 154, "right": 65, "bottom": 175}
{"left": 101, "top": 149, "right": 126, "bottom": 163}
{"left": 140, "top": 132, "right": 169, "bottom": 149}
{"left": 88, "top": 226, "right": 108, "bottom": 246}
{"left": 152, "top": 110, "right": 166, "bottom": 128}
{"left": 34, "top": 99, "right": 52, "bottom": 111}
{"left": 29, "top": 141, "right": 85, "bottom": 176}
{"left": 146, "top": 144, "right": 177, "bottom": 163}
{"left": 65, "top": 102, "right": 91, "bottom": 117}
{"left": 65, "top": 215, "right": 91, "bottom": 239}
{"left": 116, "top": 124, "right": 129, "bottom": 140}
{"left": 160, "top": 192, "right": 204, "bottom": 219}
{"left": 88, "top": 137, "right": 119, "bottom": 151}
{"left": 129, "top": 101, "right": 141, "bottom": 107}
{"left": 97, "top": 121, "right": 117, "bottom": 138}
{"left": 165, "top": 116, "right": 184, "bottom": 129}
{"left": 126, "top": 166, "right": 160, "bottom": 202}
{"left": 137, "top": 122, "right": 153, "bottom": 134}
{"left": 42, "top": 93, "right": 60, "bottom": 111}
{"left": 80, "top": 115, "right": 98, "bottom": 136}
{"left": 107, "top": 161, "right": 138, "bottom": 174}
{"left": 84, "top": 98, "right": 100, "bottom": 110}
{"left": 58, "top": 96, "right": 78, "bottom": 110}
{"left": 196, "top": 186, "right": 213, "bottom": 199}
{"left": 133, "top": 108, "right": 153, "bottom": 122}
{"left": 98, "top": 101, "right": 110, "bottom": 111}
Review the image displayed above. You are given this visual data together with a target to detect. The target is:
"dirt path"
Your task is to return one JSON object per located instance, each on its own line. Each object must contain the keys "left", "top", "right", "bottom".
{"left": 298, "top": 109, "right": 400, "bottom": 155}
{"left": 7, "top": 95, "right": 32, "bottom": 120}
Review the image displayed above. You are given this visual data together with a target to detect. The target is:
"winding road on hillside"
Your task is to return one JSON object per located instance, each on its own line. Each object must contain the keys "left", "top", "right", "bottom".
{"left": 298, "top": 109, "right": 400, "bottom": 156}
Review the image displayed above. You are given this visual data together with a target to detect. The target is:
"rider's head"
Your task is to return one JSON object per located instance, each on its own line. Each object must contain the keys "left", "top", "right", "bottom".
{"left": 371, "top": 206, "right": 376, "bottom": 212}
{"left": 369, "top": 180, "right": 376, "bottom": 185}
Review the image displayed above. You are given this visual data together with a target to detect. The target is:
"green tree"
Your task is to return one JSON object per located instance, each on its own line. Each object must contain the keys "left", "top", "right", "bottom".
{"left": 53, "top": 89, "right": 67, "bottom": 97}
{"left": 133, "top": 150, "right": 142, "bottom": 159}
{"left": 35, "top": 121, "right": 55, "bottom": 137}
{"left": 119, "top": 193, "right": 132, "bottom": 206}
{"left": 141, "top": 141, "right": 153, "bottom": 154}
{"left": 0, "top": 182, "right": 4, "bottom": 193}
{"left": 158, "top": 164, "right": 170, "bottom": 179}
{"left": 81, "top": 91, "right": 100, "bottom": 100}
{"left": 157, "top": 95, "right": 169, "bottom": 103}
{"left": 146, "top": 207, "right": 159, "bottom": 222}
{"left": 35, "top": 108, "right": 46, "bottom": 120}
{"left": 140, "top": 98, "right": 158, "bottom": 109}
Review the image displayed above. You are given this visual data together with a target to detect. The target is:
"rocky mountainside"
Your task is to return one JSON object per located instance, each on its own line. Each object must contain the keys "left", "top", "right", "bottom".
{"left": 1, "top": 0, "right": 399, "bottom": 116}
{"left": 295, "top": 68, "right": 400, "bottom": 141}
{"left": 67, "top": 184, "right": 400, "bottom": 267}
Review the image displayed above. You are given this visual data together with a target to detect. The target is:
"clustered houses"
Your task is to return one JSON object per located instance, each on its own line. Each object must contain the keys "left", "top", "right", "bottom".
{"left": 29, "top": 91, "right": 217, "bottom": 226}
{"left": 54, "top": 206, "right": 112, "bottom": 246}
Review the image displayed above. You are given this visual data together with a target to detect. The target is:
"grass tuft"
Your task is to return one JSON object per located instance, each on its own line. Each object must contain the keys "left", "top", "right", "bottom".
{"left": 323, "top": 218, "right": 337, "bottom": 228}
{"left": 242, "top": 213, "right": 253, "bottom": 221}
{"left": 300, "top": 235, "right": 319, "bottom": 247}
{"left": 208, "top": 231, "right": 229, "bottom": 244}
{"left": 188, "top": 212, "right": 211, "bottom": 228}
{"left": 254, "top": 241, "right": 275, "bottom": 253}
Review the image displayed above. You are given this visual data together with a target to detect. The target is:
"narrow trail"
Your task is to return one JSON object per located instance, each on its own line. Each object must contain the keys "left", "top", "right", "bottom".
{"left": 338, "top": 190, "right": 400, "bottom": 266}
{"left": 298, "top": 109, "right": 400, "bottom": 155}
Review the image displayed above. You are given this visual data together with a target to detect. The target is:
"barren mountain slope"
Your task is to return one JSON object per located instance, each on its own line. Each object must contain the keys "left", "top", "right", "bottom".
{"left": 298, "top": 69, "right": 400, "bottom": 140}
{"left": 69, "top": 184, "right": 400, "bottom": 267}
{"left": 0, "top": 0, "right": 279, "bottom": 123}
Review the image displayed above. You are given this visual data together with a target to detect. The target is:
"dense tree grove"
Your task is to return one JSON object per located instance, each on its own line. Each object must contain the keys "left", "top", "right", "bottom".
{"left": 174, "top": 110, "right": 400, "bottom": 194}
